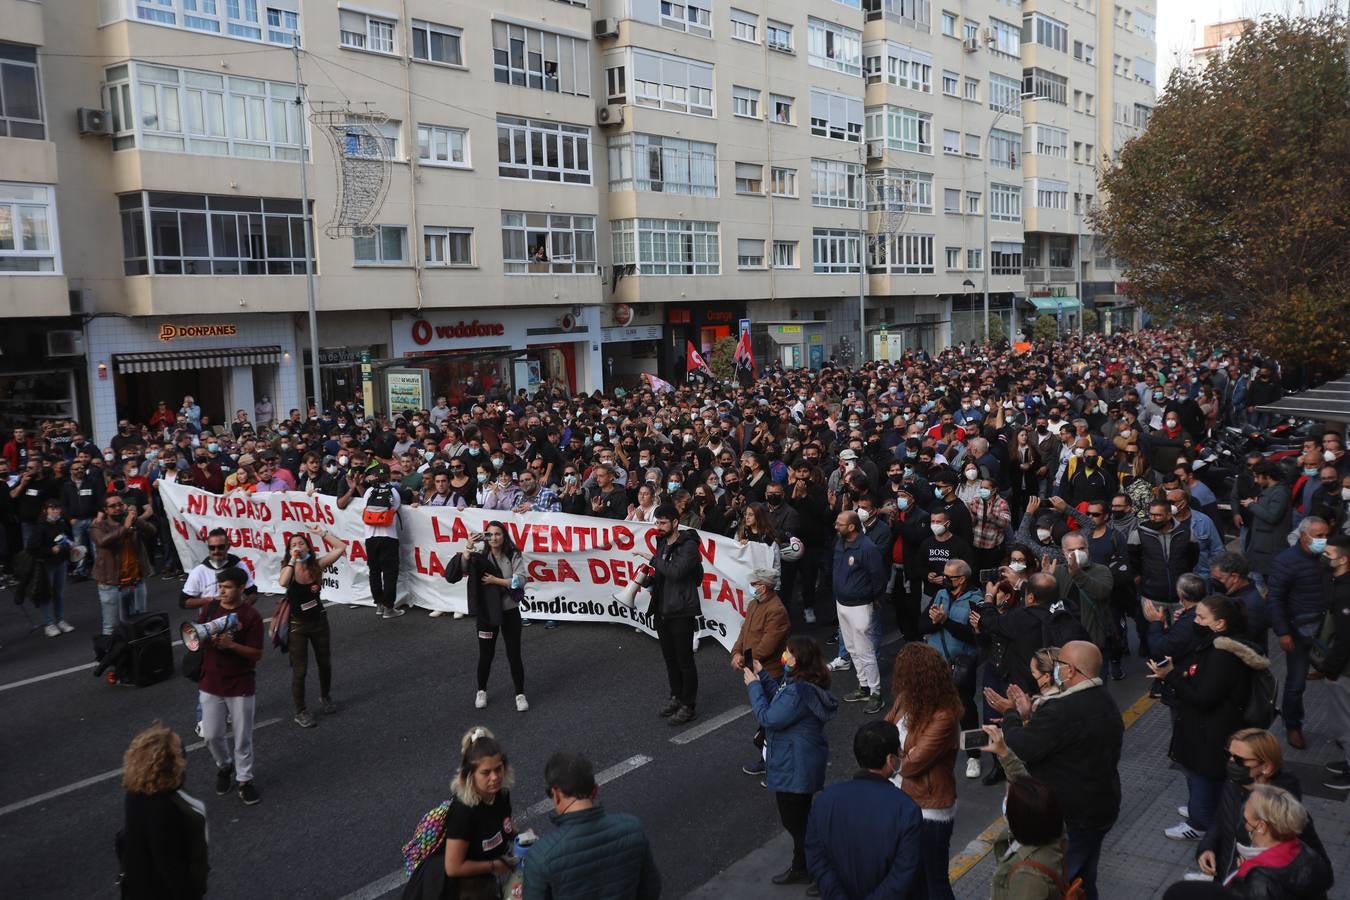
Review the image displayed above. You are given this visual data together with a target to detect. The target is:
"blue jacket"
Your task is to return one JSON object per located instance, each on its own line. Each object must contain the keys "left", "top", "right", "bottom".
{"left": 1268, "top": 544, "right": 1327, "bottom": 635}
{"left": 748, "top": 672, "right": 839, "bottom": 794}
{"left": 522, "top": 805, "right": 661, "bottom": 900}
{"left": 920, "top": 588, "right": 981, "bottom": 662}
{"left": 806, "top": 773, "right": 922, "bottom": 900}
{"left": 1183, "top": 509, "right": 1226, "bottom": 580}
{"left": 832, "top": 535, "right": 886, "bottom": 607}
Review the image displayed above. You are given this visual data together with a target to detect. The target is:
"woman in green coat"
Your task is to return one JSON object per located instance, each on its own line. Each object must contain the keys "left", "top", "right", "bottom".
{"left": 988, "top": 749, "right": 1070, "bottom": 900}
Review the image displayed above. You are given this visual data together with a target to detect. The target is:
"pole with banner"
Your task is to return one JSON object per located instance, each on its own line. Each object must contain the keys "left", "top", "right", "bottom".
{"left": 359, "top": 350, "right": 374, "bottom": 414}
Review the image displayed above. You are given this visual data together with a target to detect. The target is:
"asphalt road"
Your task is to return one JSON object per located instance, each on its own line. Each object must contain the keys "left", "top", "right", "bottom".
{"left": 0, "top": 575, "right": 1156, "bottom": 899}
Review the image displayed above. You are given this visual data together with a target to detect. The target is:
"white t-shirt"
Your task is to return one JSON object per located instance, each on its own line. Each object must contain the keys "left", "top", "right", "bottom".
{"left": 183, "top": 557, "right": 256, "bottom": 601}
{"left": 361, "top": 484, "right": 401, "bottom": 540}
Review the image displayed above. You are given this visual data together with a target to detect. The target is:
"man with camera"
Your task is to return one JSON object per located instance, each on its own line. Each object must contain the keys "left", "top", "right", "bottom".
{"left": 198, "top": 566, "right": 264, "bottom": 805}
{"left": 90, "top": 494, "right": 156, "bottom": 635}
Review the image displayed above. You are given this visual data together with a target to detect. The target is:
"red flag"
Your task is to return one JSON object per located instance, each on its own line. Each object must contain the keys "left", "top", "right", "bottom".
{"left": 733, "top": 329, "right": 755, "bottom": 385}
{"left": 642, "top": 371, "right": 675, "bottom": 394}
{"left": 686, "top": 341, "right": 714, "bottom": 379}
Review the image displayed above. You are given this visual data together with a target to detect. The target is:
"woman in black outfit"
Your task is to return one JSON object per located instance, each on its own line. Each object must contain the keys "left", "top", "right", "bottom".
{"left": 117, "top": 722, "right": 208, "bottom": 899}
{"left": 278, "top": 529, "right": 346, "bottom": 728}
{"left": 445, "top": 459, "right": 476, "bottom": 507}
{"left": 445, "top": 522, "right": 529, "bottom": 712}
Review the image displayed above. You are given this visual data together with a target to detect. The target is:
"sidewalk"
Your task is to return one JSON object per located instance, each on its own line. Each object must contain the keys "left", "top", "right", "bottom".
{"left": 688, "top": 653, "right": 1349, "bottom": 900}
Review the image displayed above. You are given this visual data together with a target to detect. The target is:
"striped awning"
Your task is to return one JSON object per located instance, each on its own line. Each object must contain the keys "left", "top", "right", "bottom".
{"left": 114, "top": 346, "right": 283, "bottom": 375}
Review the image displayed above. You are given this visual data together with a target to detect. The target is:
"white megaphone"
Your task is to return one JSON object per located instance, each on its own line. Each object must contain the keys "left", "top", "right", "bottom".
{"left": 612, "top": 564, "right": 654, "bottom": 609}
{"left": 182, "top": 613, "right": 240, "bottom": 652}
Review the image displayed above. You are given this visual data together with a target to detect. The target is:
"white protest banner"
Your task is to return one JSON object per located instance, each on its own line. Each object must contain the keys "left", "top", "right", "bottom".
{"left": 158, "top": 482, "right": 772, "bottom": 650}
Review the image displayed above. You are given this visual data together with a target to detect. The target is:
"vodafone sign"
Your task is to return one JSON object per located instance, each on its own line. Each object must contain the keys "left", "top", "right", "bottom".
{"left": 392, "top": 311, "right": 593, "bottom": 357}
{"left": 409, "top": 319, "right": 507, "bottom": 345}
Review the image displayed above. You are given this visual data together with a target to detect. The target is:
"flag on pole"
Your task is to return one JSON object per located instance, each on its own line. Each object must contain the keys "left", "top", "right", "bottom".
{"left": 733, "top": 329, "right": 755, "bottom": 386}
{"left": 642, "top": 371, "right": 675, "bottom": 394}
{"left": 686, "top": 341, "right": 714, "bottom": 380}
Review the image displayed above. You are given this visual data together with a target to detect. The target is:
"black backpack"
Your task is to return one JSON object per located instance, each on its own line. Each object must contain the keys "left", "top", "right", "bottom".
{"left": 1243, "top": 665, "right": 1279, "bottom": 728}
{"left": 1042, "top": 600, "right": 1091, "bottom": 648}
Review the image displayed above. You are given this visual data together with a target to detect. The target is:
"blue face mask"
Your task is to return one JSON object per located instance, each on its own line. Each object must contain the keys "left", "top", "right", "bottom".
{"left": 668, "top": 482, "right": 680, "bottom": 493}
{"left": 897, "top": 497, "right": 910, "bottom": 511}
{"left": 208, "top": 443, "right": 220, "bottom": 453}
{"left": 1303, "top": 467, "right": 1319, "bottom": 478}
{"left": 1309, "top": 537, "right": 1328, "bottom": 554}
{"left": 977, "top": 487, "right": 992, "bottom": 500}
{"left": 1052, "top": 663, "right": 1063, "bottom": 686}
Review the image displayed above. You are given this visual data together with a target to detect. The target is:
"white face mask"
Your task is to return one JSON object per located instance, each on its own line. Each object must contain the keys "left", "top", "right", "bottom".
{"left": 1326, "top": 450, "right": 1339, "bottom": 462}
{"left": 1009, "top": 562, "right": 1027, "bottom": 573}
{"left": 931, "top": 523, "right": 948, "bottom": 536}
{"left": 1071, "top": 549, "right": 1089, "bottom": 567}
{"left": 1036, "top": 528, "right": 1053, "bottom": 542}
{"left": 1170, "top": 504, "right": 1180, "bottom": 516}
{"left": 858, "top": 508, "right": 871, "bottom": 524}
{"left": 1342, "top": 487, "right": 1350, "bottom": 501}
{"left": 965, "top": 468, "right": 978, "bottom": 480}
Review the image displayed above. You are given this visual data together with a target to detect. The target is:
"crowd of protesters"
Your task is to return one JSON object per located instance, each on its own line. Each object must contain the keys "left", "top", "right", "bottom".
{"left": 20, "top": 327, "right": 1347, "bottom": 899}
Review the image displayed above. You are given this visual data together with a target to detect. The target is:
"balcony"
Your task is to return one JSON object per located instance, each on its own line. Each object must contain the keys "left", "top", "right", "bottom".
{"left": 1023, "top": 267, "right": 1075, "bottom": 284}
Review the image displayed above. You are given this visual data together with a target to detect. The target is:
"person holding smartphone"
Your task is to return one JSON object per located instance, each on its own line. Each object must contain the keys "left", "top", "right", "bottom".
{"left": 731, "top": 569, "right": 792, "bottom": 777}
{"left": 278, "top": 529, "right": 346, "bottom": 729}
{"left": 445, "top": 522, "right": 529, "bottom": 712}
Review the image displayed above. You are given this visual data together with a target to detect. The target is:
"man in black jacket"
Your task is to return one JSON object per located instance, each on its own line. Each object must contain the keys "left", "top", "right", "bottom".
{"left": 63, "top": 460, "right": 104, "bottom": 580}
{"left": 992, "top": 641, "right": 1124, "bottom": 900}
{"left": 637, "top": 505, "right": 704, "bottom": 725}
{"left": 1316, "top": 535, "right": 1350, "bottom": 791}
{"left": 1128, "top": 500, "right": 1198, "bottom": 605}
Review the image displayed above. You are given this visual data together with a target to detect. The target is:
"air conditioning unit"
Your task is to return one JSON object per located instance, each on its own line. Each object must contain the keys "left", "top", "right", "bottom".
{"left": 963, "top": 37, "right": 979, "bottom": 52}
{"left": 77, "top": 107, "right": 111, "bottom": 135}
{"left": 47, "top": 330, "right": 85, "bottom": 357}
{"left": 593, "top": 18, "right": 620, "bottom": 39}
{"left": 866, "top": 141, "right": 884, "bottom": 161}
{"left": 596, "top": 104, "right": 625, "bottom": 126}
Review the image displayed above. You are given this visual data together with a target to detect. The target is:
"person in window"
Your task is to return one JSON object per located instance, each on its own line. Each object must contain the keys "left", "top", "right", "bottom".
{"left": 531, "top": 244, "right": 549, "bottom": 263}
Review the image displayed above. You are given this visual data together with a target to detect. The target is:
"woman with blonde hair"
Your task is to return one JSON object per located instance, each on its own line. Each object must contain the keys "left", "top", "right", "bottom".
{"left": 117, "top": 722, "right": 208, "bottom": 899}
{"left": 884, "top": 642, "right": 962, "bottom": 900}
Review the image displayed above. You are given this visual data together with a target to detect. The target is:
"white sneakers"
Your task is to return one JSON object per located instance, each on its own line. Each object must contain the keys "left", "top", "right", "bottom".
{"left": 43, "top": 621, "right": 75, "bottom": 637}
{"left": 428, "top": 610, "right": 446, "bottom": 618}
{"left": 57, "top": 620, "right": 74, "bottom": 633}
{"left": 474, "top": 690, "right": 488, "bottom": 709}
{"left": 1165, "top": 822, "right": 1202, "bottom": 841}
{"left": 515, "top": 694, "right": 529, "bottom": 712}
{"left": 827, "top": 658, "right": 852, "bottom": 672}
{"left": 43, "top": 624, "right": 60, "bottom": 638}
{"left": 965, "top": 758, "right": 982, "bottom": 779}
{"left": 453, "top": 612, "right": 465, "bottom": 619}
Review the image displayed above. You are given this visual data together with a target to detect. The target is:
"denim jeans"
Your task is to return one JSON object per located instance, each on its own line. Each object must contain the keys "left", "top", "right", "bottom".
{"left": 1282, "top": 620, "right": 1321, "bottom": 730}
{"left": 916, "top": 817, "right": 955, "bottom": 900}
{"left": 41, "top": 560, "right": 67, "bottom": 625}
{"left": 97, "top": 580, "right": 149, "bottom": 635}
{"left": 1065, "top": 825, "right": 1110, "bottom": 900}
{"left": 1183, "top": 768, "right": 1223, "bottom": 831}
{"left": 70, "top": 518, "right": 93, "bottom": 575}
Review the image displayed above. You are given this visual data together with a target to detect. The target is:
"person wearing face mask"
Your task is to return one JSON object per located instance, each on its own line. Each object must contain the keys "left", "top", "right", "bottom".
{"left": 929, "top": 470, "right": 974, "bottom": 544}
{"left": 919, "top": 560, "right": 983, "bottom": 781}
{"left": 966, "top": 478, "right": 1011, "bottom": 575}
{"left": 1130, "top": 500, "right": 1199, "bottom": 613}
{"left": 987, "top": 775, "right": 1069, "bottom": 900}
{"left": 731, "top": 569, "right": 793, "bottom": 774}
{"left": 1149, "top": 596, "right": 1269, "bottom": 841}
{"left": 278, "top": 530, "right": 346, "bottom": 728}
{"left": 180, "top": 528, "right": 257, "bottom": 610}
{"left": 1237, "top": 460, "right": 1292, "bottom": 581}
{"left": 1147, "top": 411, "right": 1190, "bottom": 477}
{"left": 918, "top": 510, "right": 976, "bottom": 603}
{"left": 1312, "top": 535, "right": 1350, "bottom": 792}
{"left": 634, "top": 505, "right": 705, "bottom": 725}
{"left": 23, "top": 498, "right": 74, "bottom": 637}
{"left": 1266, "top": 516, "right": 1332, "bottom": 750}
{"left": 1165, "top": 488, "right": 1225, "bottom": 584}
{"left": 1193, "top": 728, "right": 1328, "bottom": 884}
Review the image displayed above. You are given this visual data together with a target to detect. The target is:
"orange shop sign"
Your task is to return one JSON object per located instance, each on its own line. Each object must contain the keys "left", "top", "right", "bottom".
{"left": 159, "top": 323, "right": 238, "bottom": 341}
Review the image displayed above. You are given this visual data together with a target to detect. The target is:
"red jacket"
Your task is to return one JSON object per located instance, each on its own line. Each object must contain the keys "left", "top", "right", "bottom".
{"left": 2, "top": 438, "right": 33, "bottom": 470}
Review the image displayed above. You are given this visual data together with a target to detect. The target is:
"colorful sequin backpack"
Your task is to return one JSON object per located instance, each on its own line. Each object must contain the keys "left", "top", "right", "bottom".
{"left": 402, "top": 798, "right": 453, "bottom": 877}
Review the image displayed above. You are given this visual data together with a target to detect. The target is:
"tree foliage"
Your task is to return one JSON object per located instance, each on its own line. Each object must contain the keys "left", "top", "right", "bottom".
{"left": 1081, "top": 309, "right": 1099, "bottom": 333}
{"left": 986, "top": 315, "right": 1007, "bottom": 343}
{"left": 1091, "top": 13, "right": 1350, "bottom": 372}
{"left": 1032, "top": 315, "right": 1060, "bottom": 341}
{"left": 708, "top": 336, "right": 738, "bottom": 381}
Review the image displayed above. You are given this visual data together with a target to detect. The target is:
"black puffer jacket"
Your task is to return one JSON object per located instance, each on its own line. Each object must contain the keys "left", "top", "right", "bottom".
{"left": 1164, "top": 635, "right": 1269, "bottom": 779}
{"left": 1228, "top": 840, "right": 1333, "bottom": 900}
{"left": 1197, "top": 770, "right": 1330, "bottom": 890}
{"left": 649, "top": 529, "right": 703, "bottom": 618}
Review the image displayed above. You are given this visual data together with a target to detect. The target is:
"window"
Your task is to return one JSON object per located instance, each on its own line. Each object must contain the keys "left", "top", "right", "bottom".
{"left": 735, "top": 162, "right": 764, "bottom": 195}
{"left": 867, "top": 169, "right": 933, "bottom": 214}
{"left": 989, "top": 74, "right": 1021, "bottom": 115}
{"left": 661, "top": 0, "right": 712, "bottom": 37}
{"left": 1083, "top": 93, "right": 1094, "bottom": 115}
{"left": 864, "top": 0, "right": 929, "bottom": 26}
{"left": 342, "top": 119, "right": 400, "bottom": 160}
{"left": 807, "top": 18, "right": 863, "bottom": 76}
{"left": 866, "top": 42, "right": 933, "bottom": 92}
{"left": 963, "top": 20, "right": 978, "bottom": 42}
{"left": 965, "top": 191, "right": 981, "bottom": 214}
{"left": 118, "top": 191, "right": 313, "bottom": 275}
{"left": 496, "top": 116, "right": 591, "bottom": 184}
{"left": 104, "top": 62, "right": 303, "bottom": 161}
{"left": 867, "top": 106, "right": 932, "bottom": 154}
{"left": 424, "top": 226, "right": 473, "bottom": 267}
{"left": 733, "top": 85, "right": 761, "bottom": 119}
{"left": 1022, "top": 13, "right": 1068, "bottom": 53}
{"left": 944, "top": 246, "right": 960, "bottom": 270}
{"left": 354, "top": 225, "right": 408, "bottom": 265}
{"left": 966, "top": 248, "right": 982, "bottom": 271}
{"left": 611, "top": 218, "right": 719, "bottom": 275}
{"left": 628, "top": 49, "right": 714, "bottom": 116}
{"left": 964, "top": 133, "right": 980, "bottom": 158}
{"left": 265, "top": 6, "right": 300, "bottom": 44}
{"left": 339, "top": 9, "right": 395, "bottom": 54}
{"left": 770, "top": 166, "right": 797, "bottom": 197}
{"left": 1134, "top": 9, "right": 1156, "bottom": 40}
{"left": 940, "top": 11, "right": 957, "bottom": 37}
{"left": 0, "top": 44, "right": 44, "bottom": 139}
{"left": 1029, "top": 177, "right": 1068, "bottom": 210}
{"left": 492, "top": 21, "right": 591, "bottom": 96}
{"left": 988, "top": 128, "right": 1020, "bottom": 168}
{"left": 942, "top": 128, "right": 959, "bottom": 155}
{"left": 1113, "top": 6, "right": 1131, "bottom": 30}
{"left": 411, "top": 20, "right": 462, "bottom": 66}
{"left": 810, "top": 89, "right": 863, "bottom": 143}
{"left": 991, "top": 241, "right": 1022, "bottom": 275}
{"left": 1073, "top": 41, "right": 1095, "bottom": 65}
{"left": 1084, "top": 142, "right": 1094, "bottom": 161}
{"left": 1134, "top": 103, "right": 1153, "bottom": 128}
{"left": 737, "top": 238, "right": 765, "bottom": 269}
{"left": 766, "top": 20, "right": 793, "bottom": 51}
{"left": 1134, "top": 58, "right": 1156, "bottom": 87}
{"left": 1023, "top": 68, "right": 1067, "bottom": 105}
{"left": 810, "top": 159, "right": 864, "bottom": 208}
{"left": 963, "top": 78, "right": 979, "bottom": 101}
{"left": 608, "top": 133, "right": 717, "bottom": 196}
{"left": 730, "top": 8, "right": 758, "bottom": 43}
{"left": 812, "top": 229, "right": 861, "bottom": 273}
{"left": 943, "top": 187, "right": 960, "bottom": 213}
{"left": 501, "top": 212, "right": 596, "bottom": 274}
{"left": 0, "top": 183, "right": 59, "bottom": 272}
{"left": 1028, "top": 123, "right": 1068, "bottom": 158}
{"left": 989, "top": 18, "right": 1020, "bottom": 57}
{"left": 941, "top": 70, "right": 958, "bottom": 96}
{"left": 770, "top": 94, "right": 794, "bottom": 124}
{"left": 868, "top": 233, "right": 933, "bottom": 273}
{"left": 417, "top": 124, "right": 469, "bottom": 167}
{"left": 123, "top": 0, "right": 302, "bottom": 46}
{"left": 989, "top": 183, "right": 1021, "bottom": 221}
{"left": 772, "top": 240, "right": 797, "bottom": 268}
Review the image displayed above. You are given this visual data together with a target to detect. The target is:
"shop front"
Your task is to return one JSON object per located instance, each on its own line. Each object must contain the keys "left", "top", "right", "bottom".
{"left": 751, "top": 323, "right": 830, "bottom": 371}
{"left": 663, "top": 302, "right": 746, "bottom": 380}
{"left": 86, "top": 314, "right": 300, "bottom": 445}
{"left": 600, "top": 302, "right": 663, "bottom": 391}
{"left": 389, "top": 307, "right": 601, "bottom": 406}
{"left": 299, "top": 309, "right": 394, "bottom": 414}
{"left": 0, "top": 316, "right": 89, "bottom": 432}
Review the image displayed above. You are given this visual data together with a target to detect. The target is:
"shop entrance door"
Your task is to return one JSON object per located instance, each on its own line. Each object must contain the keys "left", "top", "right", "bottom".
{"left": 115, "top": 369, "right": 225, "bottom": 426}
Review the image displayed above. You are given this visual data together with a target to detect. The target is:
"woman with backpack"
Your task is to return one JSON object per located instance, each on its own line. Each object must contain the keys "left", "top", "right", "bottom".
{"left": 445, "top": 521, "right": 529, "bottom": 712}
{"left": 278, "top": 529, "right": 347, "bottom": 729}
{"left": 1148, "top": 595, "right": 1270, "bottom": 842}
{"left": 990, "top": 776, "right": 1071, "bottom": 900}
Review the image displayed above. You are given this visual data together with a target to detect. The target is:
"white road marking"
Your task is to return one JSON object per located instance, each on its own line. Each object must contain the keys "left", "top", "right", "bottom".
{"left": 668, "top": 704, "right": 752, "bottom": 745}
{"left": 0, "top": 717, "right": 282, "bottom": 818}
{"left": 336, "top": 753, "right": 654, "bottom": 900}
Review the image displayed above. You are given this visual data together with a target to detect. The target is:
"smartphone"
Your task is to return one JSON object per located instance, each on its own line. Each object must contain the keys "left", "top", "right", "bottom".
{"left": 742, "top": 649, "right": 753, "bottom": 670}
{"left": 959, "top": 728, "right": 991, "bottom": 751}
{"left": 978, "top": 567, "right": 1000, "bottom": 585}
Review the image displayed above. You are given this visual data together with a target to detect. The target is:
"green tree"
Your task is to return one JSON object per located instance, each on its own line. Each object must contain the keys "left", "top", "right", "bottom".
{"left": 1081, "top": 308, "right": 1099, "bottom": 333}
{"left": 986, "top": 315, "right": 1007, "bottom": 343}
{"left": 708, "top": 336, "right": 738, "bottom": 381}
{"left": 1091, "top": 13, "right": 1350, "bottom": 373}
{"left": 1032, "top": 315, "right": 1060, "bottom": 341}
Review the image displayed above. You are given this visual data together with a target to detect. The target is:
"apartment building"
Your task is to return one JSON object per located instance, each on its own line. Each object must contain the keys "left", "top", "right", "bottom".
{"left": 1187, "top": 18, "right": 1253, "bottom": 72}
{"left": 0, "top": 0, "right": 1154, "bottom": 439}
